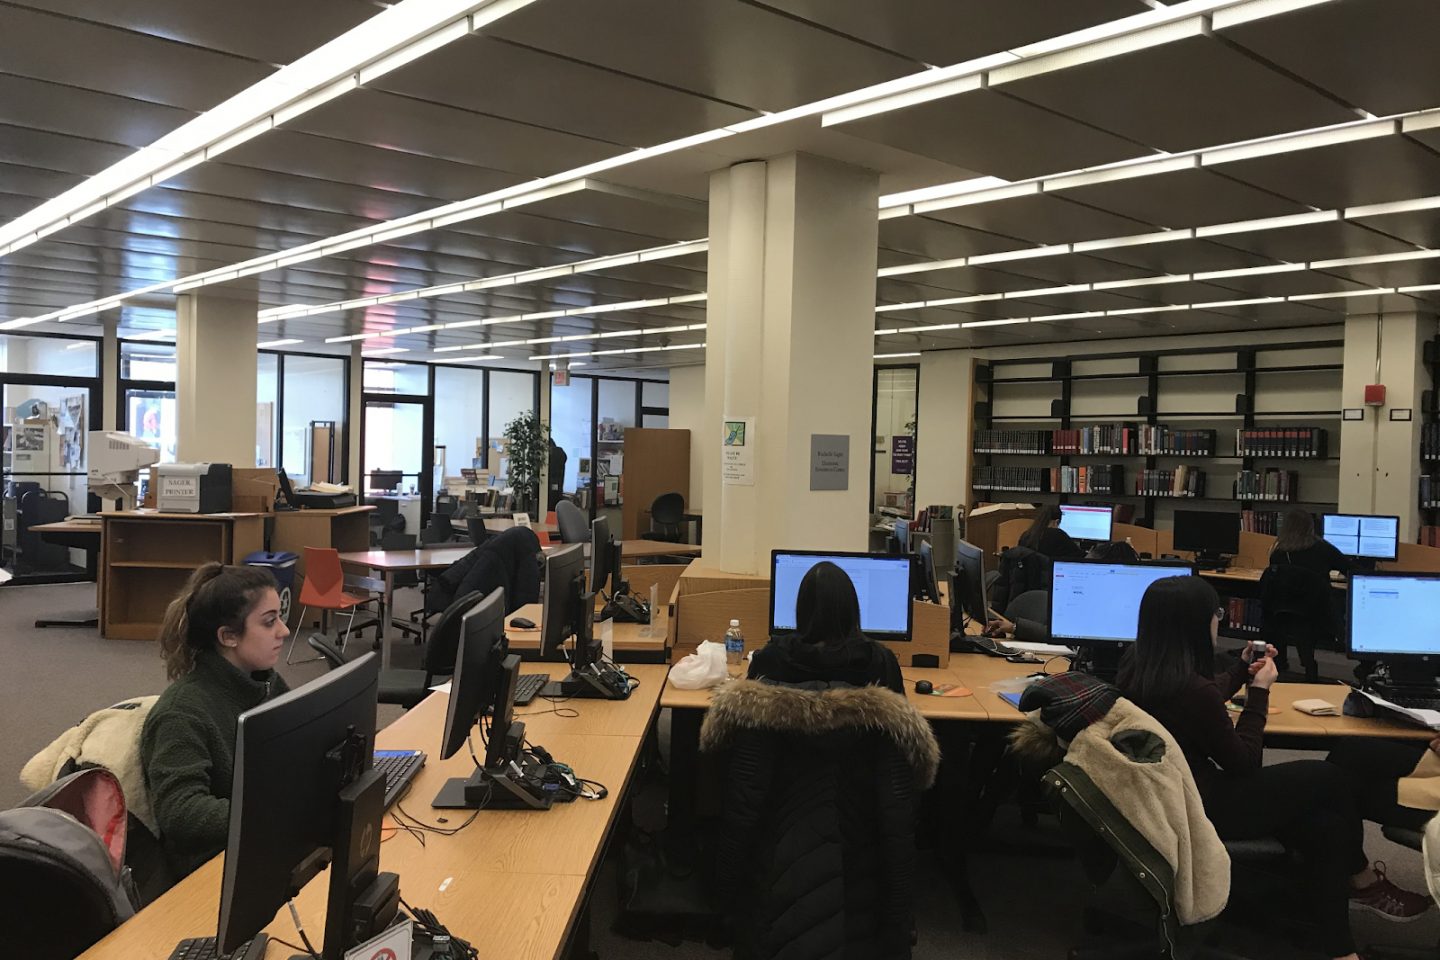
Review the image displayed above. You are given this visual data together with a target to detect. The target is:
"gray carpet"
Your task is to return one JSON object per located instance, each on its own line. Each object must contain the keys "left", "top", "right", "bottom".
{"left": 3, "top": 582, "right": 1437, "bottom": 958}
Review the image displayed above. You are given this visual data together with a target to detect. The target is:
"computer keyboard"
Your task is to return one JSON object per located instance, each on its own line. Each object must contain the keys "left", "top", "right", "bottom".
{"left": 373, "top": 749, "right": 425, "bottom": 808}
{"left": 1385, "top": 692, "right": 1440, "bottom": 712}
{"left": 166, "top": 933, "right": 267, "bottom": 960}
{"left": 514, "top": 672, "right": 550, "bottom": 705}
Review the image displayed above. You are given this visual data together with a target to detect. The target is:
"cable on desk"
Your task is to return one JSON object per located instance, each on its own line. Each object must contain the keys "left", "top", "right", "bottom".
{"left": 286, "top": 899, "right": 321, "bottom": 959}
{"left": 401, "top": 895, "right": 478, "bottom": 960}
{"left": 271, "top": 936, "right": 311, "bottom": 956}
{"left": 1041, "top": 653, "right": 1076, "bottom": 675}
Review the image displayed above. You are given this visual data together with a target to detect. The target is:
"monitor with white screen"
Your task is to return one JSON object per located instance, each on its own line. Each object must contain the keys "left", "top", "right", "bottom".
{"left": 769, "top": 550, "right": 913, "bottom": 642}
{"left": 1323, "top": 513, "right": 1399, "bottom": 561}
{"left": 1059, "top": 504, "right": 1114, "bottom": 542}
{"left": 1049, "top": 559, "right": 1194, "bottom": 645}
{"left": 1347, "top": 572, "right": 1440, "bottom": 658}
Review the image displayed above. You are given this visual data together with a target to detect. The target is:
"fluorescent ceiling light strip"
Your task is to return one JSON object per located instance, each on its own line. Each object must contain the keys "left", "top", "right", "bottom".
{"left": 363, "top": 347, "right": 409, "bottom": 356}
{"left": 1073, "top": 229, "right": 1192, "bottom": 252}
{"left": 1195, "top": 209, "right": 1339, "bottom": 237}
{"left": 882, "top": 177, "right": 1012, "bottom": 208}
{"left": 1287, "top": 287, "right": 1395, "bottom": 301}
{"left": 1201, "top": 118, "right": 1396, "bottom": 165}
{"left": 1192, "top": 263, "right": 1309, "bottom": 280}
{"left": 1030, "top": 311, "right": 1106, "bottom": 322}
{"left": 1310, "top": 250, "right": 1440, "bottom": 269}
{"left": 927, "top": 294, "right": 1004, "bottom": 307}
{"left": 1399, "top": 284, "right": 1440, "bottom": 293}
{"left": 961, "top": 318, "right": 1030, "bottom": 328}
{"left": 1344, "top": 196, "right": 1440, "bottom": 219}
{"left": 988, "top": 17, "right": 1207, "bottom": 87}
{"left": 878, "top": 257, "right": 969, "bottom": 278}
{"left": 875, "top": 352, "right": 922, "bottom": 358}
{"left": 1003, "top": 284, "right": 1090, "bottom": 298}
{"left": 0, "top": 318, "right": 42, "bottom": 330}
{"left": 1043, "top": 155, "right": 1199, "bottom": 192}
{"left": 1105, "top": 304, "right": 1189, "bottom": 316}
{"left": 1212, "top": 0, "right": 1346, "bottom": 30}
{"left": 968, "top": 244, "right": 1072, "bottom": 265}
{"left": 433, "top": 354, "right": 502, "bottom": 363}
{"left": 876, "top": 302, "right": 922, "bottom": 313}
{"left": 1093, "top": 274, "right": 1192, "bottom": 289}
{"left": 912, "top": 182, "right": 1040, "bottom": 214}
{"left": 258, "top": 338, "right": 304, "bottom": 348}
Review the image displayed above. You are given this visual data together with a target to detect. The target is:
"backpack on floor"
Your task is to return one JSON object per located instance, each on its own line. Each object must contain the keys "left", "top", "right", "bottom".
{"left": 0, "top": 768, "right": 140, "bottom": 959}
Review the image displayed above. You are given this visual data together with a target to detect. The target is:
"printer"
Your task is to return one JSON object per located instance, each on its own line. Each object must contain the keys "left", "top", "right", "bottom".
{"left": 157, "top": 463, "right": 233, "bottom": 514}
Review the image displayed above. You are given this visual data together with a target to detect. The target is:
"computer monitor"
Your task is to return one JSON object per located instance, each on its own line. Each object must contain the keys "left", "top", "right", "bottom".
{"left": 1059, "top": 504, "right": 1114, "bottom": 543}
{"left": 590, "top": 514, "right": 614, "bottom": 594}
{"left": 1323, "top": 513, "right": 1399, "bottom": 562}
{"left": 1172, "top": 509, "right": 1240, "bottom": 564}
{"left": 539, "top": 543, "right": 630, "bottom": 699}
{"left": 589, "top": 514, "right": 647, "bottom": 624}
{"left": 433, "top": 588, "right": 551, "bottom": 811}
{"left": 952, "top": 538, "right": 988, "bottom": 628}
{"left": 1347, "top": 572, "right": 1440, "bottom": 661}
{"left": 916, "top": 540, "right": 941, "bottom": 604}
{"left": 769, "top": 550, "right": 914, "bottom": 642}
{"left": 369, "top": 470, "right": 402, "bottom": 493}
{"left": 1048, "top": 559, "right": 1195, "bottom": 647}
{"left": 275, "top": 467, "right": 297, "bottom": 508}
{"left": 217, "top": 654, "right": 392, "bottom": 959}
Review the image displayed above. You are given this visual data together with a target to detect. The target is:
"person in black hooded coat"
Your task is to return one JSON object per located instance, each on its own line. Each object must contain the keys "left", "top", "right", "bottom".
{"left": 747, "top": 560, "right": 904, "bottom": 694}
{"left": 426, "top": 525, "right": 541, "bottom": 615}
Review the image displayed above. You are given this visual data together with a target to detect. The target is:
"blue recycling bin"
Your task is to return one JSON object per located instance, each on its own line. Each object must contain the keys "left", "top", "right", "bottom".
{"left": 242, "top": 550, "right": 298, "bottom": 622}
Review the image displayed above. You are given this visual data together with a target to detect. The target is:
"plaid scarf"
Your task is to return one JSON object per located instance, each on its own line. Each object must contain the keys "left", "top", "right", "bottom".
{"left": 1018, "top": 671, "right": 1120, "bottom": 744}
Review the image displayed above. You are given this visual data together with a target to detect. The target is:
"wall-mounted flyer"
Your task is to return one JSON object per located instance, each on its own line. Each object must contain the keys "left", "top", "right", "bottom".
{"left": 722, "top": 416, "right": 755, "bottom": 486}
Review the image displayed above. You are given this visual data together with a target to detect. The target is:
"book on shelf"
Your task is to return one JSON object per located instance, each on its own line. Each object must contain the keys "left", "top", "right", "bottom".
{"left": 972, "top": 465, "right": 1049, "bottom": 493}
{"left": 1223, "top": 597, "right": 1263, "bottom": 637}
{"left": 1048, "top": 464, "right": 1125, "bottom": 495}
{"left": 1421, "top": 524, "right": 1440, "bottom": 547}
{"left": 1424, "top": 423, "right": 1440, "bottom": 461}
{"left": 1233, "top": 468, "right": 1301, "bottom": 502}
{"left": 1138, "top": 426, "right": 1217, "bottom": 456}
{"left": 1235, "top": 427, "right": 1328, "bottom": 458}
{"left": 1239, "top": 509, "right": 1283, "bottom": 535}
{"left": 1422, "top": 476, "right": 1440, "bottom": 510}
{"left": 1052, "top": 423, "right": 1138, "bottom": 456}
{"left": 1134, "top": 466, "right": 1207, "bottom": 498}
{"left": 972, "top": 429, "right": 1052, "bottom": 455}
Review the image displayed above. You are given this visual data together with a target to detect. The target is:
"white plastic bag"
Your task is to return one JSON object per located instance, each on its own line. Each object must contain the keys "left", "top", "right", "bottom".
{"left": 668, "top": 640, "right": 729, "bottom": 690}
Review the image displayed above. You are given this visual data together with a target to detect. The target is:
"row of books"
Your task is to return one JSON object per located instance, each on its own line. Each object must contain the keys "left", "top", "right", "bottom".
{"left": 1420, "top": 475, "right": 1440, "bottom": 509}
{"left": 1050, "top": 424, "right": 1138, "bottom": 455}
{"left": 1234, "top": 427, "right": 1328, "bottom": 459}
{"left": 1420, "top": 525, "right": 1440, "bottom": 547}
{"left": 972, "top": 429, "right": 1053, "bottom": 455}
{"left": 1239, "top": 509, "right": 1284, "bottom": 534}
{"left": 973, "top": 466, "right": 1050, "bottom": 493}
{"left": 1135, "top": 467, "right": 1206, "bottom": 498}
{"left": 1137, "top": 426, "right": 1216, "bottom": 456}
{"left": 1233, "top": 469, "right": 1301, "bottom": 502}
{"left": 1221, "top": 597, "right": 1263, "bottom": 637}
{"left": 1423, "top": 423, "right": 1440, "bottom": 461}
{"left": 1051, "top": 465, "right": 1125, "bottom": 495}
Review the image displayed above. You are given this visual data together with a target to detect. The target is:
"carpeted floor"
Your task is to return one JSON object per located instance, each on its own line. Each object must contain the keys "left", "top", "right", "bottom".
{"left": 3, "top": 581, "right": 1437, "bottom": 958}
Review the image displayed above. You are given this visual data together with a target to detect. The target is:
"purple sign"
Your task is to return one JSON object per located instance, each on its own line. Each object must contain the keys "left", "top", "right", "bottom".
{"left": 891, "top": 435, "right": 915, "bottom": 474}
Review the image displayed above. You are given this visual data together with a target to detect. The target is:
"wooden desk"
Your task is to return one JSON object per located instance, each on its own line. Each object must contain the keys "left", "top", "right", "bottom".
{"left": 659, "top": 666, "right": 988, "bottom": 723}
{"left": 78, "top": 664, "right": 667, "bottom": 960}
{"left": 31, "top": 518, "right": 103, "bottom": 627}
{"left": 338, "top": 547, "right": 472, "bottom": 668}
{"left": 619, "top": 539, "right": 701, "bottom": 560}
{"left": 484, "top": 517, "right": 559, "bottom": 536}
{"left": 99, "top": 511, "right": 265, "bottom": 641}
{"left": 271, "top": 506, "right": 373, "bottom": 580}
{"left": 505, "top": 601, "right": 670, "bottom": 663}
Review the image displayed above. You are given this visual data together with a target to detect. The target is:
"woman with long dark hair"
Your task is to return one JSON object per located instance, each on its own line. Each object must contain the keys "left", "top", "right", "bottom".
{"left": 1270, "top": 507, "right": 1349, "bottom": 578}
{"left": 748, "top": 561, "right": 904, "bottom": 694}
{"left": 1118, "top": 576, "right": 1427, "bottom": 959}
{"left": 1017, "top": 504, "right": 1083, "bottom": 560}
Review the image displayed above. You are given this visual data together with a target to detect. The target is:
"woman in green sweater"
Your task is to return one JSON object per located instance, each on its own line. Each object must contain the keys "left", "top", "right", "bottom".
{"left": 140, "top": 563, "right": 292, "bottom": 882}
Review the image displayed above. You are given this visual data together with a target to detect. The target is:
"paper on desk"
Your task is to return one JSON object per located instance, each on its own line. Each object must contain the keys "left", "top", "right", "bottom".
{"left": 1353, "top": 687, "right": 1440, "bottom": 730}
{"left": 1005, "top": 641, "right": 1076, "bottom": 656}
{"left": 429, "top": 680, "right": 451, "bottom": 694}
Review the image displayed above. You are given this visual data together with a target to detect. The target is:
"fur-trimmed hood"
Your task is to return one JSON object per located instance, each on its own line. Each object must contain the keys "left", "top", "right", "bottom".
{"left": 700, "top": 679, "right": 940, "bottom": 789}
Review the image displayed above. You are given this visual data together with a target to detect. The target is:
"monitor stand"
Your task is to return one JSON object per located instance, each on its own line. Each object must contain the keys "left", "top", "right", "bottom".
{"left": 1192, "top": 550, "right": 1228, "bottom": 571}
{"left": 555, "top": 577, "right": 632, "bottom": 700}
{"left": 1072, "top": 644, "right": 1125, "bottom": 682}
{"left": 432, "top": 717, "right": 553, "bottom": 811}
{"left": 596, "top": 539, "right": 650, "bottom": 624}
{"left": 1369, "top": 658, "right": 1440, "bottom": 697}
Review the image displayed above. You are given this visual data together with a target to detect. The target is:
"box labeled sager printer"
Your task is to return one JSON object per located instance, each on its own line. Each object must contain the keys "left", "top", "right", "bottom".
{"left": 157, "top": 463, "right": 233, "bottom": 514}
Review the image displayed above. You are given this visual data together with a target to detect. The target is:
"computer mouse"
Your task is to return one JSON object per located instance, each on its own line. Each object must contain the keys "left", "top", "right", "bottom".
{"left": 914, "top": 680, "right": 933, "bottom": 695}
{"left": 508, "top": 616, "right": 536, "bottom": 630}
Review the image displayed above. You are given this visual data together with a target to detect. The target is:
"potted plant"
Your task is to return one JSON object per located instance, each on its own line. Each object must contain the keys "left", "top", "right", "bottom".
{"left": 503, "top": 411, "right": 550, "bottom": 515}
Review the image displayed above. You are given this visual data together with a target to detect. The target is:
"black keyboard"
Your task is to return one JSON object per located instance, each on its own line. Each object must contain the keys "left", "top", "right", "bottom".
{"left": 373, "top": 749, "right": 425, "bottom": 808}
{"left": 515, "top": 672, "right": 550, "bottom": 705}
{"left": 167, "top": 934, "right": 267, "bottom": 960}
{"left": 1386, "top": 693, "right": 1440, "bottom": 712}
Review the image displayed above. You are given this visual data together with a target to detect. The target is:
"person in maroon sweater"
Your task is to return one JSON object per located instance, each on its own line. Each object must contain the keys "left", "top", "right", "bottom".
{"left": 1118, "top": 575, "right": 1428, "bottom": 960}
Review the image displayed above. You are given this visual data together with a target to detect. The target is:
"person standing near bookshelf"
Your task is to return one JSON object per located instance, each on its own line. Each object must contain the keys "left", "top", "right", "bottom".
{"left": 1017, "top": 505, "right": 1083, "bottom": 560}
{"left": 1269, "top": 508, "right": 1349, "bottom": 580}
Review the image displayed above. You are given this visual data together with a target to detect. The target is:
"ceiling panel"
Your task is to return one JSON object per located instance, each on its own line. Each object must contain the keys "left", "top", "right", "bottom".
{"left": 879, "top": 264, "right": 1075, "bottom": 300}
{"left": 1343, "top": 206, "right": 1440, "bottom": 249}
{"left": 491, "top": 0, "right": 919, "bottom": 112}
{"left": 375, "top": 35, "right": 757, "bottom": 149}
{"left": 1050, "top": 168, "right": 1307, "bottom": 229}
{"left": 161, "top": 164, "right": 439, "bottom": 223}
{"left": 1220, "top": 0, "right": 1440, "bottom": 118}
{"left": 1189, "top": 269, "right": 1374, "bottom": 299}
{"left": 1001, "top": 36, "right": 1356, "bottom": 154}
{"left": 1211, "top": 220, "right": 1419, "bottom": 262}
{"left": 838, "top": 89, "right": 1146, "bottom": 180}
{"left": 1217, "top": 136, "right": 1440, "bottom": 210}
{"left": 0, "top": 5, "right": 273, "bottom": 111}
{"left": 878, "top": 215, "right": 1027, "bottom": 261}
{"left": 0, "top": 75, "right": 194, "bottom": 151}
{"left": 1091, "top": 238, "right": 1279, "bottom": 274}
{"left": 0, "top": 125, "right": 134, "bottom": 177}
{"left": 922, "top": 194, "right": 1152, "bottom": 245}
{"left": 748, "top": 0, "right": 1147, "bottom": 67}
{"left": 1313, "top": 257, "right": 1440, "bottom": 290}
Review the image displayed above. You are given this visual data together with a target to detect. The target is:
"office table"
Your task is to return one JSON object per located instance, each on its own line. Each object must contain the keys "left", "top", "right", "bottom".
{"left": 30, "top": 517, "right": 103, "bottom": 627}
{"left": 78, "top": 663, "right": 668, "bottom": 960}
{"left": 505, "top": 601, "right": 670, "bottom": 663}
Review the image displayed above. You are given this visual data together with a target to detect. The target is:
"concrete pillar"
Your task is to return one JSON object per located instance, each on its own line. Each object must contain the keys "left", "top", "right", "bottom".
{"left": 101, "top": 316, "right": 118, "bottom": 431}
{"left": 702, "top": 153, "right": 880, "bottom": 574}
{"left": 347, "top": 342, "right": 364, "bottom": 488}
{"left": 915, "top": 350, "right": 976, "bottom": 512}
{"left": 175, "top": 293, "right": 257, "bottom": 465}
{"left": 1339, "top": 312, "right": 1438, "bottom": 541}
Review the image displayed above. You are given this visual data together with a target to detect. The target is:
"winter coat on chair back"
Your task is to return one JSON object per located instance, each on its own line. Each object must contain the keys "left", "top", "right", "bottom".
{"left": 700, "top": 678, "right": 940, "bottom": 960}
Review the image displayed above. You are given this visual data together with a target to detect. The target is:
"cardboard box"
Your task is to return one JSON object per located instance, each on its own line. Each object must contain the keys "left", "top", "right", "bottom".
{"left": 231, "top": 468, "right": 280, "bottom": 514}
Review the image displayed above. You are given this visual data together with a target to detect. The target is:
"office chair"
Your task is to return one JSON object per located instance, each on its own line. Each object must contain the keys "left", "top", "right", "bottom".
{"left": 1260, "top": 562, "right": 1333, "bottom": 682}
{"left": 466, "top": 516, "right": 491, "bottom": 547}
{"left": 556, "top": 500, "right": 588, "bottom": 544}
{"left": 368, "top": 497, "right": 401, "bottom": 545}
{"left": 308, "top": 590, "right": 485, "bottom": 709}
{"left": 287, "top": 547, "right": 384, "bottom": 664}
{"left": 640, "top": 492, "right": 686, "bottom": 543}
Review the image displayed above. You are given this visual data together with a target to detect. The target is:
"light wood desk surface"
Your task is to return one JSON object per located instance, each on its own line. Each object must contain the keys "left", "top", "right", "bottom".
{"left": 617, "top": 540, "right": 701, "bottom": 559}
{"left": 79, "top": 663, "right": 667, "bottom": 960}
{"left": 32, "top": 517, "right": 103, "bottom": 535}
{"left": 505, "top": 603, "right": 668, "bottom": 661}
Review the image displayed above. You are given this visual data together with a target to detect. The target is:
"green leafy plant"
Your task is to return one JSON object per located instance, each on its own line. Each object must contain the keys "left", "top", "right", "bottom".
{"left": 503, "top": 411, "right": 550, "bottom": 512}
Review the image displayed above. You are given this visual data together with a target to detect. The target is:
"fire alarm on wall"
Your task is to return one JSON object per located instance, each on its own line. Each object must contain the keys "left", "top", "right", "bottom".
{"left": 1364, "top": 384, "right": 1387, "bottom": 406}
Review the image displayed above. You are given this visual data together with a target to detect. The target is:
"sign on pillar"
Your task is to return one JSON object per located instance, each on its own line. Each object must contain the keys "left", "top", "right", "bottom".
{"left": 810, "top": 434, "right": 850, "bottom": 491}
{"left": 722, "top": 416, "right": 755, "bottom": 485}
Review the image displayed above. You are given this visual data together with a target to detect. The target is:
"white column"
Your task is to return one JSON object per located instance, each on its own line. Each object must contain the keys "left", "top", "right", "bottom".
{"left": 175, "top": 293, "right": 257, "bottom": 465}
{"left": 1339, "top": 312, "right": 1438, "bottom": 540}
{"left": 347, "top": 342, "right": 364, "bottom": 488}
{"left": 101, "top": 316, "right": 118, "bottom": 431}
{"left": 703, "top": 153, "right": 880, "bottom": 574}
{"left": 915, "top": 350, "right": 976, "bottom": 512}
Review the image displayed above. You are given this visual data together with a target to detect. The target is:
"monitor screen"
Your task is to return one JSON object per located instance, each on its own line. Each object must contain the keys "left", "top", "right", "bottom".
{"left": 1348, "top": 573, "right": 1440, "bottom": 657}
{"left": 770, "top": 551, "right": 913, "bottom": 640}
{"left": 1323, "top": 513, "right": 1399, "bottom": 561}
{"left": 1059, "top": 504, "right": 1113, "bottom": 542}
{"left": 1049, "top": 560, "right": 1194, "bottom": 644}
{"left": 1172, "top": 509, "right": 1240, "bottom": 555}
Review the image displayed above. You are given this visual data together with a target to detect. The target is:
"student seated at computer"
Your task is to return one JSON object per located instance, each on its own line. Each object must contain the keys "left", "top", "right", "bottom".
{"left": 987, "top": 541, "right": 1143, "bottom": 642}
{"left": 1017, "top": 504, "right": 1084, "bottom": 561}
{"left": 748, "top": 561, "right": 904, "bottom": 694}
{"left": 140, "top": 564, "right": 291, "bottom": 884}
{"left": 1117, "top": 576, "right": 1428, "bottom": 960}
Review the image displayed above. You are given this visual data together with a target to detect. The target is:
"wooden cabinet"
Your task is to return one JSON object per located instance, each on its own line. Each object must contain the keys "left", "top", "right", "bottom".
{"left": 620, "top": 428, "right": 690, "bottom": 540}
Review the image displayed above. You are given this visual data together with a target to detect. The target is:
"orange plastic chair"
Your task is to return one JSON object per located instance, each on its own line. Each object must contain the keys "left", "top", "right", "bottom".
{"left": 287, "top": 547, "right": 381, "bottom": 664}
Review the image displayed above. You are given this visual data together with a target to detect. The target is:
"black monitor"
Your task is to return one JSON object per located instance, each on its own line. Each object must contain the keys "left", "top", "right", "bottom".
{"left": 217, "top": 654, "right": 393, "bottom": 959}
{"left": 540, "top": 543, "right": 631, "bottom": 699}
{"left": 1323, "top": 513, "right": 1399, "bottom": 562}
{"left": 433, "top": 588, "right": 551, "bottom": 811}
{"left": 769, "top": 550, "right": 914, "bottom": 642}
{"left": 916, "top": 540, "right": 941, "bottom": 604}
{"left": 275, "top": 468, "right": 297, "bottom": 509}
{"left": 369, "top": 470, "right": 402, "bottom": 493}
{"left": 590, "top": 514, "right": 648, "bottom": 624}
{"left": 1059, "top": 504, "right": 1113, "bottom": 543}
{"left": 589, "top": 514, "right": 613, "bottom": 594}
{"left": 1172, "top": 509, "right": 1240, "bottom": 565}
{"left": 951, "top": 538, "right": 988, "bottom": 628}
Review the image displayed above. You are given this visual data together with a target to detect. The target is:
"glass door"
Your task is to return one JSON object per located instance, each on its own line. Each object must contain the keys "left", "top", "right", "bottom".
{"left": 4, "top": 380, "right": 99, "bottom": 579}
{"left": 362, "top": 396, "right": 433, "bottom": 536}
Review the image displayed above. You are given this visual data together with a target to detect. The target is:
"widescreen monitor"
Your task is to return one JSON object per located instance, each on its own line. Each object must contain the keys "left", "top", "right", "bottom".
{"left": 1323, "top": 513, "right": 1399, "bottom": 562}
{"left": 1048, "top": 559, "right": 1194, "bottom": 645}
{"left": 770, "top": 550, "right": 913, "bottom": 642}
{"left": 1059, "top": 504, "right": 1114, "bottom": 542}
{"left": 1347, "top": 572, "right": 1440, "bottom": 659}
{"left": 1172, "top": 509, "right": 1240, "bottom": 556}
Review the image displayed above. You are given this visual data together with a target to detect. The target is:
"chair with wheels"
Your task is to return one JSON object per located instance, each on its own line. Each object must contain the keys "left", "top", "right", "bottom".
{"left": 556, "top": 500, "right": 588, "bottom": 544}
{"left": 640, "top": 492, "right": 686, "bottom": 543}
{"left": 287, "top": 547, "right": 384, "bottom": 665}
{"left": 368, "top": 497, "right": 401, "bottom": 546}
{"left": 466, "top": 516, "right": 491, "bottom": 547}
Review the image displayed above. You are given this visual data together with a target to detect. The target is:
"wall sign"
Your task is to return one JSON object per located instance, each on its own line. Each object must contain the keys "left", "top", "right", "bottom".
{"left": 810, "top": 434, "right": 850, "bottom": 491}
{"left": 722, "top": 417, "right": 755, "bottom": 486}
{"left": 891, "top": 435, "right": 915, "bottom": 475}
{"left": 1390, "top": 408, "right": 1413, "bottom": 422}
{"left": 1342, "top": 408, "right": 1365, "bottom": 421}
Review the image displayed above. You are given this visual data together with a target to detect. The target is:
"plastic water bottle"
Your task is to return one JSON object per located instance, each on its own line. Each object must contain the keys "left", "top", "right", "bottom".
{"left": 724, "top": 619, "right": 745, "bottom": 668}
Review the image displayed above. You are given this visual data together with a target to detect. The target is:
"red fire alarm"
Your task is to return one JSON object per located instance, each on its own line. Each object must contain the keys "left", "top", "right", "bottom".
{"left": 1364, "top": 384, "right": 1387, "bottom": 406}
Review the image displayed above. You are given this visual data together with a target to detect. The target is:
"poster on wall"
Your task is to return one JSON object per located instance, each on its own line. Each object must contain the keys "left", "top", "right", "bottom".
{"left": 810, "top": 434, "right": 850, "bottom": 491}
{"left": 722, "top": 416, "right": 755, "bottom": 486}
{"left": 891, "top": 435, "right": 915, "bottom": 475}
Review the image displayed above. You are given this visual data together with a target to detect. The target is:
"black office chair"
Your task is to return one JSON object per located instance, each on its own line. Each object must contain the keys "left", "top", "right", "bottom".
{"left": 423, "top": 513, "right": 460, "bottom": 543}
{"left": 308, "top": 590, "right": 485, "bottom": 709}
{"left": 641, "top": 492, "right": 686, "bottom": 543}
{"left": 556, "top": 500, "right": 588, "bottom": 544}
{"left": 1260, "top": 562, "right": 1333, "bottom": 682}
{"left": 466, "top": 516, "right": 491, "bottom": 547}
{"left": 368, "top": 497, "right": 402, "bottom": 546}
